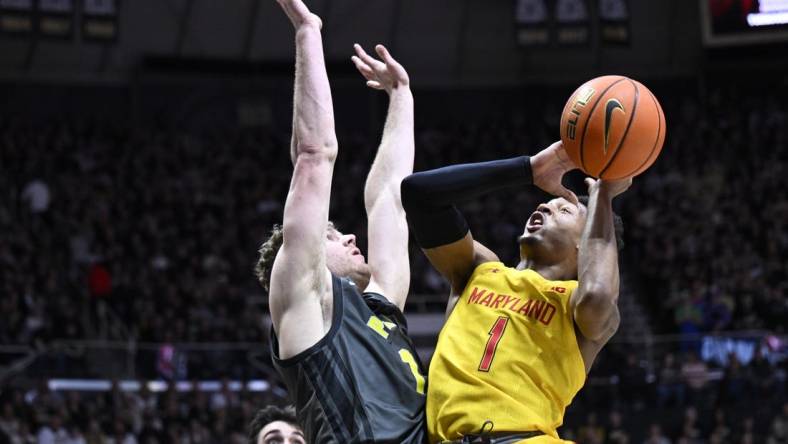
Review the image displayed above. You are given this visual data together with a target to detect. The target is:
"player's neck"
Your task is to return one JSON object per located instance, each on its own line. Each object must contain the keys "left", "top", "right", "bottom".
{"left": 515, "top": 257, "right": 576, "bottom": 281}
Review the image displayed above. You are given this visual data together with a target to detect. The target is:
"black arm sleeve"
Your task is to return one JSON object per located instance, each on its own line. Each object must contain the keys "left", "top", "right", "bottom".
{"left": 401, "top": 155, "right": 533, "bottom": 248}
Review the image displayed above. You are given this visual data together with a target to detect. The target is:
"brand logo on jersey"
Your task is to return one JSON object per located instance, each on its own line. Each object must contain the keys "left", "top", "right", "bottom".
{"left": 603, "top": 98, "right": 625, "bottom": 154}
{"left": 467, "top": 286, "right": 557, "bottom": 326}
{"left": 551, "top": 286, "right": 566, "bottom": 294}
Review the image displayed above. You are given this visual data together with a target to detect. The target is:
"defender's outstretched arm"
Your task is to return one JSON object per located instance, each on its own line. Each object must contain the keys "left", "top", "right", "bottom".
{"left": 352, "top": 44, "right": 413, "bottom": 310}
{"left": 269, "top": 0, "right": 337, "bottom": 359}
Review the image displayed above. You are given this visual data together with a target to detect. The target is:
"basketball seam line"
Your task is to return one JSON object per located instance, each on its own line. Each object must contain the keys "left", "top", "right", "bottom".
{"left": 579, "top": 77, "right": 628, "bottom": 173}
{"left": 631, "top": 89, "right": 663, "bottom": 176}
{"left": 599, "top": 79, "right": 640, "bottom": 179}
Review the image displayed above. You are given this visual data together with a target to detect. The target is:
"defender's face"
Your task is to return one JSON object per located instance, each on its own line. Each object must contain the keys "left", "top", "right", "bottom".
{"left": 519, "top": 198, "right": 587, "bottom": 253}
{"left": 325, "top": 227, "right": 370, "bottom": 284}
{"left": 257, "top": 421, "right": 305, "bottom": 444}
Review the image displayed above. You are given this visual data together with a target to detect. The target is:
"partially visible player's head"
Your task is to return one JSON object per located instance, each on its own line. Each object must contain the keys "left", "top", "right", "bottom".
{"left": 248, "top": 405, "right": 304, "bottom": 444}
{"left": 518, "top": 195, "right": 623, "bottom": 276}
{"left": 256, "top": 222, "right": 371, "bottom": 292}
{"left": 324, "top": 223, "right": 371, "bottom": 288}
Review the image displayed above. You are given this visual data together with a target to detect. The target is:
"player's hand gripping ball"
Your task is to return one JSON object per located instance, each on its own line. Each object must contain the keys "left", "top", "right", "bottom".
{"left": 560, "top": 75, "right": 666, "bottom": 180}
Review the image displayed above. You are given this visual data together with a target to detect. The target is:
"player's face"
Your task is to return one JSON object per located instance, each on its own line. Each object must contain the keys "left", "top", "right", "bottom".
{"left": 519, "top": 198, "right": 586, "bottom": 258}
{"left": 257, "top": 421, "right": 305, "bottom": 444}
{"left": 325, "top": 227, "right": 371, "bottom": 285}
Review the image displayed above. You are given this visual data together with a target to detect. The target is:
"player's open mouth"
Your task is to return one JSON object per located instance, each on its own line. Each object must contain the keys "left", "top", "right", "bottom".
{"left": 526, "top": 212, "right": 544, "bottom": 233}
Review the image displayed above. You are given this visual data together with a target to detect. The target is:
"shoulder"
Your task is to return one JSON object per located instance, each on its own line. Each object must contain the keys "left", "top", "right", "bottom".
{"left": 467, "top": 261, "right": 506, "bottom": 280}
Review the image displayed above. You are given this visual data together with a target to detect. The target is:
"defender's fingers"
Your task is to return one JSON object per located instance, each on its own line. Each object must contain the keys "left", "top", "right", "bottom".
{"left": 375, "top": 45, "right": 396, "bottom": 65}
{"left": 375, "top": 44, "right": 407, "bottom": 74}
{"left": 354, "top": 44, "right": 384, "bottom": 70}
{"left": 351, "top": 56, "right": 375, "bottom": 78}
{"left": 366, "top": 80, "right": 383, "bottom": 90}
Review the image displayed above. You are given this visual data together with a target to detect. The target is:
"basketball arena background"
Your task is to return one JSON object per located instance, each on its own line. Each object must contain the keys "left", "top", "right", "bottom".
{"left": 0, "top": 0, "right": 787, "bottom": 442}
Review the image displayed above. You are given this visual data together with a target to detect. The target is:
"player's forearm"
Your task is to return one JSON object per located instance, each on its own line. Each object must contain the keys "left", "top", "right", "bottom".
{"left": 279, "top": 22, "right": 336, "bottom": 270}
{"left": 401, "top": 155, "right": 532, "bottom": 209}
{"left": 291, "top": 24, "right": 337, "bottom": 163}
{"left": 577, "top": 189, "right": 620, "bottom": 309}
{"left": 364, "top": 88, "right": 414, "bottom": 207}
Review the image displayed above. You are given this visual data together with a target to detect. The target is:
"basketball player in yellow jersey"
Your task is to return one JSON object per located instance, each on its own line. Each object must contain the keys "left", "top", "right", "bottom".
{"left": 401, "top": 141, "right": 629, "bottom": 443}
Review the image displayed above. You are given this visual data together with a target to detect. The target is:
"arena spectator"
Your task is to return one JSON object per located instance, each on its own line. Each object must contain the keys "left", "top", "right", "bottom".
{"left": 36, "top": 414, "right": 67, "bottom": 444}
{"left": 578, "top": 412, "right": 605, "bottom": 444}
{"left": 644, "top": 424, "right": 671, "bottom": 444}
{"left": 718, "top": 353, "right": 748, "bottom": 406}
{"left": 681, "top": 352, "right": 709, "bottom": 406}
{"left": 768, "top": 403, "right": 788, "bottom": 444}
{"left": 657, "top": 353, "right": 685, "bottom": 408}
{"left": 606, "top": 410, "right": 630, "bottom": 444}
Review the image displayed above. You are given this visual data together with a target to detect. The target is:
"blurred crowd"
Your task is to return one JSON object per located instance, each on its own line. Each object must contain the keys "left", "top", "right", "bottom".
{"left": 1, "top": 85, "right": 786, "bottom": 347}
{"left": 621, "top": 88, "right": 788, "bottom": 335}
{"left": 0, "top": 380, "right": 279, "bottom": 444}
{"left": 0, "top": 347, "right": 785, "bottom": 443}
{"left": 1, "top": 81, "right": 787, "bottom": 442}
{"left": 0, "top": 121, "right": 282, "bottom": 346}
{"left": 561, "top": 342, "right": 787, "bottom": 443}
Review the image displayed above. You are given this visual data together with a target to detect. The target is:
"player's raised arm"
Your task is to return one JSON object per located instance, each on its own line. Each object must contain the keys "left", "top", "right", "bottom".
{"left": 351, "top": 44, "right": 413, "bottom": 310}
{"left": 571, "top": 178, "right": 630, "bottom": 344}
{"left": 268, "top": 0, "right": 337, "bottom": 359}
{"left": 401, "top": 141, "right": 578, "bottom": 296}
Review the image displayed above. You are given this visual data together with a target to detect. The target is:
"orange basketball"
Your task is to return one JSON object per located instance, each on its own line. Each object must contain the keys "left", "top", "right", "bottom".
{"left": 559, "top": 75, "right": 666, "bottom": 180}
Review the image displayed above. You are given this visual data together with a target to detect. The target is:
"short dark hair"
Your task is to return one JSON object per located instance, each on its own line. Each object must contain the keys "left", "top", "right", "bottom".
{"left": 578, "top": 195, "right": 625, "bottom": 251}
{"left": 255, "top": 222, "right": 336, "bottom": 293}
{"left": 248, "top": 405, "right": 300, "bottom": 444}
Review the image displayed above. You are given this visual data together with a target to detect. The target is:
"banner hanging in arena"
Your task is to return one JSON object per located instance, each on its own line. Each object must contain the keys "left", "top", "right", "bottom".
{"left": 554, "top": 0, "right": 590, "bottom": 46}
{"left": 37, "top": 0, "right": 74, "bottom": 39}
{"left": 81, "top": 0, "right": 117, "bottom": 42}
{"left": 599, "top": 0, "right": 630, "bottom": 45}
{"left": 0, "top": 0, "right": 34, "bottom": 35}
{"left": 515, "top": 0, "right": 550, "bottom": 46}
{"left": 702, "top": 0, "right": 788, "bottom": 46}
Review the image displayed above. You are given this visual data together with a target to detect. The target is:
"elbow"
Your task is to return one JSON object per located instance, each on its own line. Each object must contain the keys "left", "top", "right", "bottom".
{"left": 575, "top": 289, "right": 620, "bottom": 341}
{"left": 576, "top": 285, "right": 618, "bottom": 313}
{"left": 294, "top": 140, "right": 338, "bottom": 163}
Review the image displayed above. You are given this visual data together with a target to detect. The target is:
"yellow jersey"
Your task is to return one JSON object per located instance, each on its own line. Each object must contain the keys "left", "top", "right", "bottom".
{"left": 427, "top": 262, "right": 586, "bottom": 443}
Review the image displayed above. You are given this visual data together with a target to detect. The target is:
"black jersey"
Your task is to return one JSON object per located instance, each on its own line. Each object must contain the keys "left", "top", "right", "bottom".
{"left": 271, "top": 275, "right": 428, "bottom": 444}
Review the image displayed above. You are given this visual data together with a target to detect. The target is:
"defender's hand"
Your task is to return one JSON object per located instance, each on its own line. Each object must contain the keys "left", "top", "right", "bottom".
{"left": 351, "top": 44, "right": 410, "bottom": 93}
{"left": 584, "top": 177, "right": 632, "bottom": 200}
{"left": 530, "top": 141, "right": 578, "bottom": 205}
{"left": 276, "top": 0, "right": 322, "bottom": 30}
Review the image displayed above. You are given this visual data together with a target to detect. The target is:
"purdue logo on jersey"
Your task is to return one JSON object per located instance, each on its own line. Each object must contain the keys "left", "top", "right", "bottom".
{"left": 366, "top": 315, "right": 425, "bottom": 395}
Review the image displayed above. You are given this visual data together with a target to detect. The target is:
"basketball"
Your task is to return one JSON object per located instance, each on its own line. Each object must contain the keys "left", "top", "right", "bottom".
{"left": 559, "top": 75, "right": 666, "bottom": 180}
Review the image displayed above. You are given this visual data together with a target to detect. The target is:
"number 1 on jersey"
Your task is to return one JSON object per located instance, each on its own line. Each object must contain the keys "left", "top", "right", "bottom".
{"left": 478, "top": 316, "right": 509, "bottom": 372}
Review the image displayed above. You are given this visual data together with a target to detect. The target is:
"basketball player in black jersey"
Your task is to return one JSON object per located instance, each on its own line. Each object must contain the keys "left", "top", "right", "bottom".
{"left": 254, "top": 1, "right": 426, "bottom": 443}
